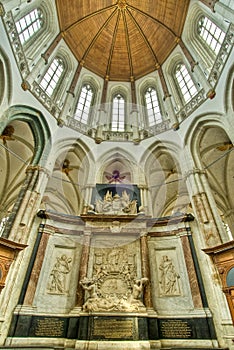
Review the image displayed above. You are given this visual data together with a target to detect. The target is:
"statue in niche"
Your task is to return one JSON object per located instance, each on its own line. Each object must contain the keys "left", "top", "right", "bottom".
{"left": 79, "top": 247, "right": 148, "bottom": 313}
{"left": 93, "top": 190, "right": 137, "bottom": 215}
{"left": 159, "top": 255, "right": 180, "bottom": 295}
{"left": 47, "top": 255, "right": 72, "bottom": 294}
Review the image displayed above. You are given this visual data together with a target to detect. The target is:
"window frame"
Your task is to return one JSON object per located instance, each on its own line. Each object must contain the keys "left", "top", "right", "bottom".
{"left": 174, "top": 62, "right": 199, "bottom": 104}
{"left": 39, "top": 56, "right": 65, "bottom": 98}
{"left": 15, "top": 8, "right": 44, "bottom": 46}
{"left": 111, "top": 93, "right": 126, "bottom": 132}
{"left": 144, "top": 86, "right": 163, "bottom": 127}
{"left": 197, "top": 15, "right": 226, "bottom": 57}
{"left": 74, "top": 83, "right": 95, "bottom": 125}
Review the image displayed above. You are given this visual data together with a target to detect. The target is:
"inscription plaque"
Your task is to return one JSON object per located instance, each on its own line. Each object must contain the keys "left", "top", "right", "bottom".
{"left": 91, "top": 317, "right": 137, "bottom": 340}
{"left": 29, "top": 317, "right": 66, "bottom": 337}
{"left": 159, "top": 319, "right": 192, "bottom": 339}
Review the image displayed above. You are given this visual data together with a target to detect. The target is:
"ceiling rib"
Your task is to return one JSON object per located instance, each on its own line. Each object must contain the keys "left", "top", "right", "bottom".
{"left": 82, "top": 8, "right": 118, "bottom": 61}
{"left": 126, "top": 9, "right": 159, "bottom": 65}
{"left": 122, "top": 10, "right": 133, "bottom": 78}
{"left": 106, "top": 10, "right": 121, "bottom": 78}
{"left": 127, "top": 4, "right": 178, "bottom": 38}
{"left": 63, "top": 4, "right": 117, "bottom": 32}
{"left": 56, "top": 0, "right": 190, "bottom": 81}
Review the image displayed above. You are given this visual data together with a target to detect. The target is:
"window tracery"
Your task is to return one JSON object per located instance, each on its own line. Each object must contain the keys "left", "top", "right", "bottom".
{"left": 111, "top": 93, "right": 125, "bottom": 132}
{"left": 144, "top": 87, "right": 162, "bottom": 126}
{"left": 198, "top": 15, "right": 225, "bottom": 56}
{"left": 175, "top": 63, "right": 198, "bottom": 104}
{"left": 15, "top": 8, "right": 43, "bottom": 45}
{"left": 39, "top": 57, "right": 64, "bottom": 97}
{"left": 74, "top": 84, "right": 94, "bottom": 124}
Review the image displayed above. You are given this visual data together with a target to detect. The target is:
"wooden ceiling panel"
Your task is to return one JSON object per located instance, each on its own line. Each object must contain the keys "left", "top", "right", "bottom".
{"left": 56, "top": 0, "right": 190, "bottom": 81}
{"left": 56, "top": 0, "right": 116, "bottom": 30}
{"left": 67, "top": 9, "right": 114, "bottom": 61}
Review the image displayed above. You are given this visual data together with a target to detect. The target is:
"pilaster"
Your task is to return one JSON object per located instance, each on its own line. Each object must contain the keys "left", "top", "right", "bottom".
{"left": 76, "top": 231, "right": 91, "bottom": 307}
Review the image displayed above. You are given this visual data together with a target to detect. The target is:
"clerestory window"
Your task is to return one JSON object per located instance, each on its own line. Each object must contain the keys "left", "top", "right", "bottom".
{"left": 111, "top": 94, "right": 125, "bottom": 132}
{"left": 16, "top": 8, "right": 43, "bottom": 45}
{"left": 74, "top": 84, "right": 94, "bottom": 124}
{"left": 39, "top": 57, "right": 64, "bottom": 97}
{"left": 198, "top": 16, "right": 225, "bottom": 55}
{"left": 175, "top": 63, "right": 198, "bottom": 103}
{"left": 144, "top": 87, "right": 162, "bottom": 126}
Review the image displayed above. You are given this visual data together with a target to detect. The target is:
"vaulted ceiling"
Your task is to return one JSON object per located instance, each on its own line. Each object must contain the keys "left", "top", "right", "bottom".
{"left": 56, "top": 0, "right": 190, "bottom": 81}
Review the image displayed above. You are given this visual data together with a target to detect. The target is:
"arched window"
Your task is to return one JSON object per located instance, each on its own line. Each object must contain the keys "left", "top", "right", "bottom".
{"left": 74, "top": 84, "right": 94, "bottom": 124}
{"left": 15, "top": 8, "right": 44, "bottom": 45}
{"left": 39, "top": 57, "right": 64, "bottom": 97}
{"left": 175, "top": 63, "right": 198, "bottom": 103}
{"left": 111, "top": 94, "right": 125, "bottom": 132}
{"left": 198, "top": 16, "right": 225, "bottom": 55}
{"left": 144, "top": 87, "right": 162, "bottom": 126}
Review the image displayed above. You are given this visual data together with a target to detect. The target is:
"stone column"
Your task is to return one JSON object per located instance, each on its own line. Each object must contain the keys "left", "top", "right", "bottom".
{"left": 192, "top": 64, "right": 216, "bottom": 99}
{"left": 185, "top": 168, "right": 224, "bottom": 247}
{"left": 95, "top": 77, "right": 109, "bottom": 143}
{"left": 131, "top": 109, "right": 140, "bottom": 144}
{"left": 82, "top": 185, "right": 94, "bottom": 214}
{"left": 22, "top": 33, "right": 63, "bottom": 91}
{"left": 23, "top": 230, "right": 51, "bottom": 305}
{"left": 21, "top": 57, "right": 47, "bottom": 91}
{"left": 130, "top": 77, "right": 140, "bottom": 143}
{"left": 139, "top": 186, "right": 147, "bottom": 215}
{"left": 140, "top": 233, "right": 153, "bottom": 309}
{"left": 177, "top": 39, "right": 215, "bottom": 99}
{"left": 5, "top": 166, "right": 50, "bottom": 244}
{"left": 58, "top": 62, "right": 83, "bottom": 126}
{"left": 157, "top": 67, "right": 179, "bottom": 129}
{"left": 223, "top": 209, "right": 234, "bottom": 239}
{"left": 179, "top": 232, "right": 203, "bottom": 308}
{"left": 76, "top": 231, "right": 91, "bottom": 307}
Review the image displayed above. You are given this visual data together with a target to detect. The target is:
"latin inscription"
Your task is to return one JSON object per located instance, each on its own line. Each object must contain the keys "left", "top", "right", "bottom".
{"left": 32, "top": 317, "right": 65, "bottom": 337}
{"left": 92, "top": 318, "right": 135, "bottom": 340}
{"left": 160, "top": 319, "right": 192, "bottom": 339}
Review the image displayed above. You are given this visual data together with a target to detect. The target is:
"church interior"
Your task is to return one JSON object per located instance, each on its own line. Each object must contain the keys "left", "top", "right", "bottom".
{"left": 0, "top": 0, "right": 234, "bottom": 349}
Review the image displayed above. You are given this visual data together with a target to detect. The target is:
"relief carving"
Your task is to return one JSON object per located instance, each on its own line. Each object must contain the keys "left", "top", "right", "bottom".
{"left": 90, "top": 190, "right": 137, "bottom": 215}
{"left": 47, "top": 255, "right": 72, "bottom": 294}
{"left": 80, "top": 247, "right": 148, "bottom": 312}
{"left": 159, "top": 255, "right": 180, "bottom": 296}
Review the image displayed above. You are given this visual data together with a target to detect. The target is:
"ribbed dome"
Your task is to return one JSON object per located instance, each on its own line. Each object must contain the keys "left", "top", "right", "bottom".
{"left": 56, "top": 0, "right": 190, "bottom": 81}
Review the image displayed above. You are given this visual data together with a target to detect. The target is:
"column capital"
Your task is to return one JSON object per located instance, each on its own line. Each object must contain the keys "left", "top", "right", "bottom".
{"left": 26, "top": 165, "right": 51, "bottom": 177}
{"left": 184, "top": 168, "right": 207, "bottom": 179}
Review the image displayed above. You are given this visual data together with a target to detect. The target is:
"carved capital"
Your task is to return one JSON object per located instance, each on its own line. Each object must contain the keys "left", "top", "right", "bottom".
{"left": 207, "top": 89, "right": 216, "bottom": 99}
{"left": 184, "top": 168, "right": 207, "bottom": 179}
{"left": 21, "top": 80, "right": 31, "bottom": 91}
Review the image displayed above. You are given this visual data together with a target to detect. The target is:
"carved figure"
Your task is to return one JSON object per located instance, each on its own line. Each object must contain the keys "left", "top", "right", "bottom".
{"left": 94, "top": 190, "right": 137, "bottom": 215}
{"left": 80, "top": 277, "right": 98, "bottom": 299}
{"left": 132, "top": 278, "right": 148, "bottom": 300}
{"left": 47, "top": 255, "right": 72, "bottom": 294}
{"left": 79, "top": 247, "right": 149, "bottom": 313}
{"left": 159, "top": 255, "right": 180, "bottom": 295}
